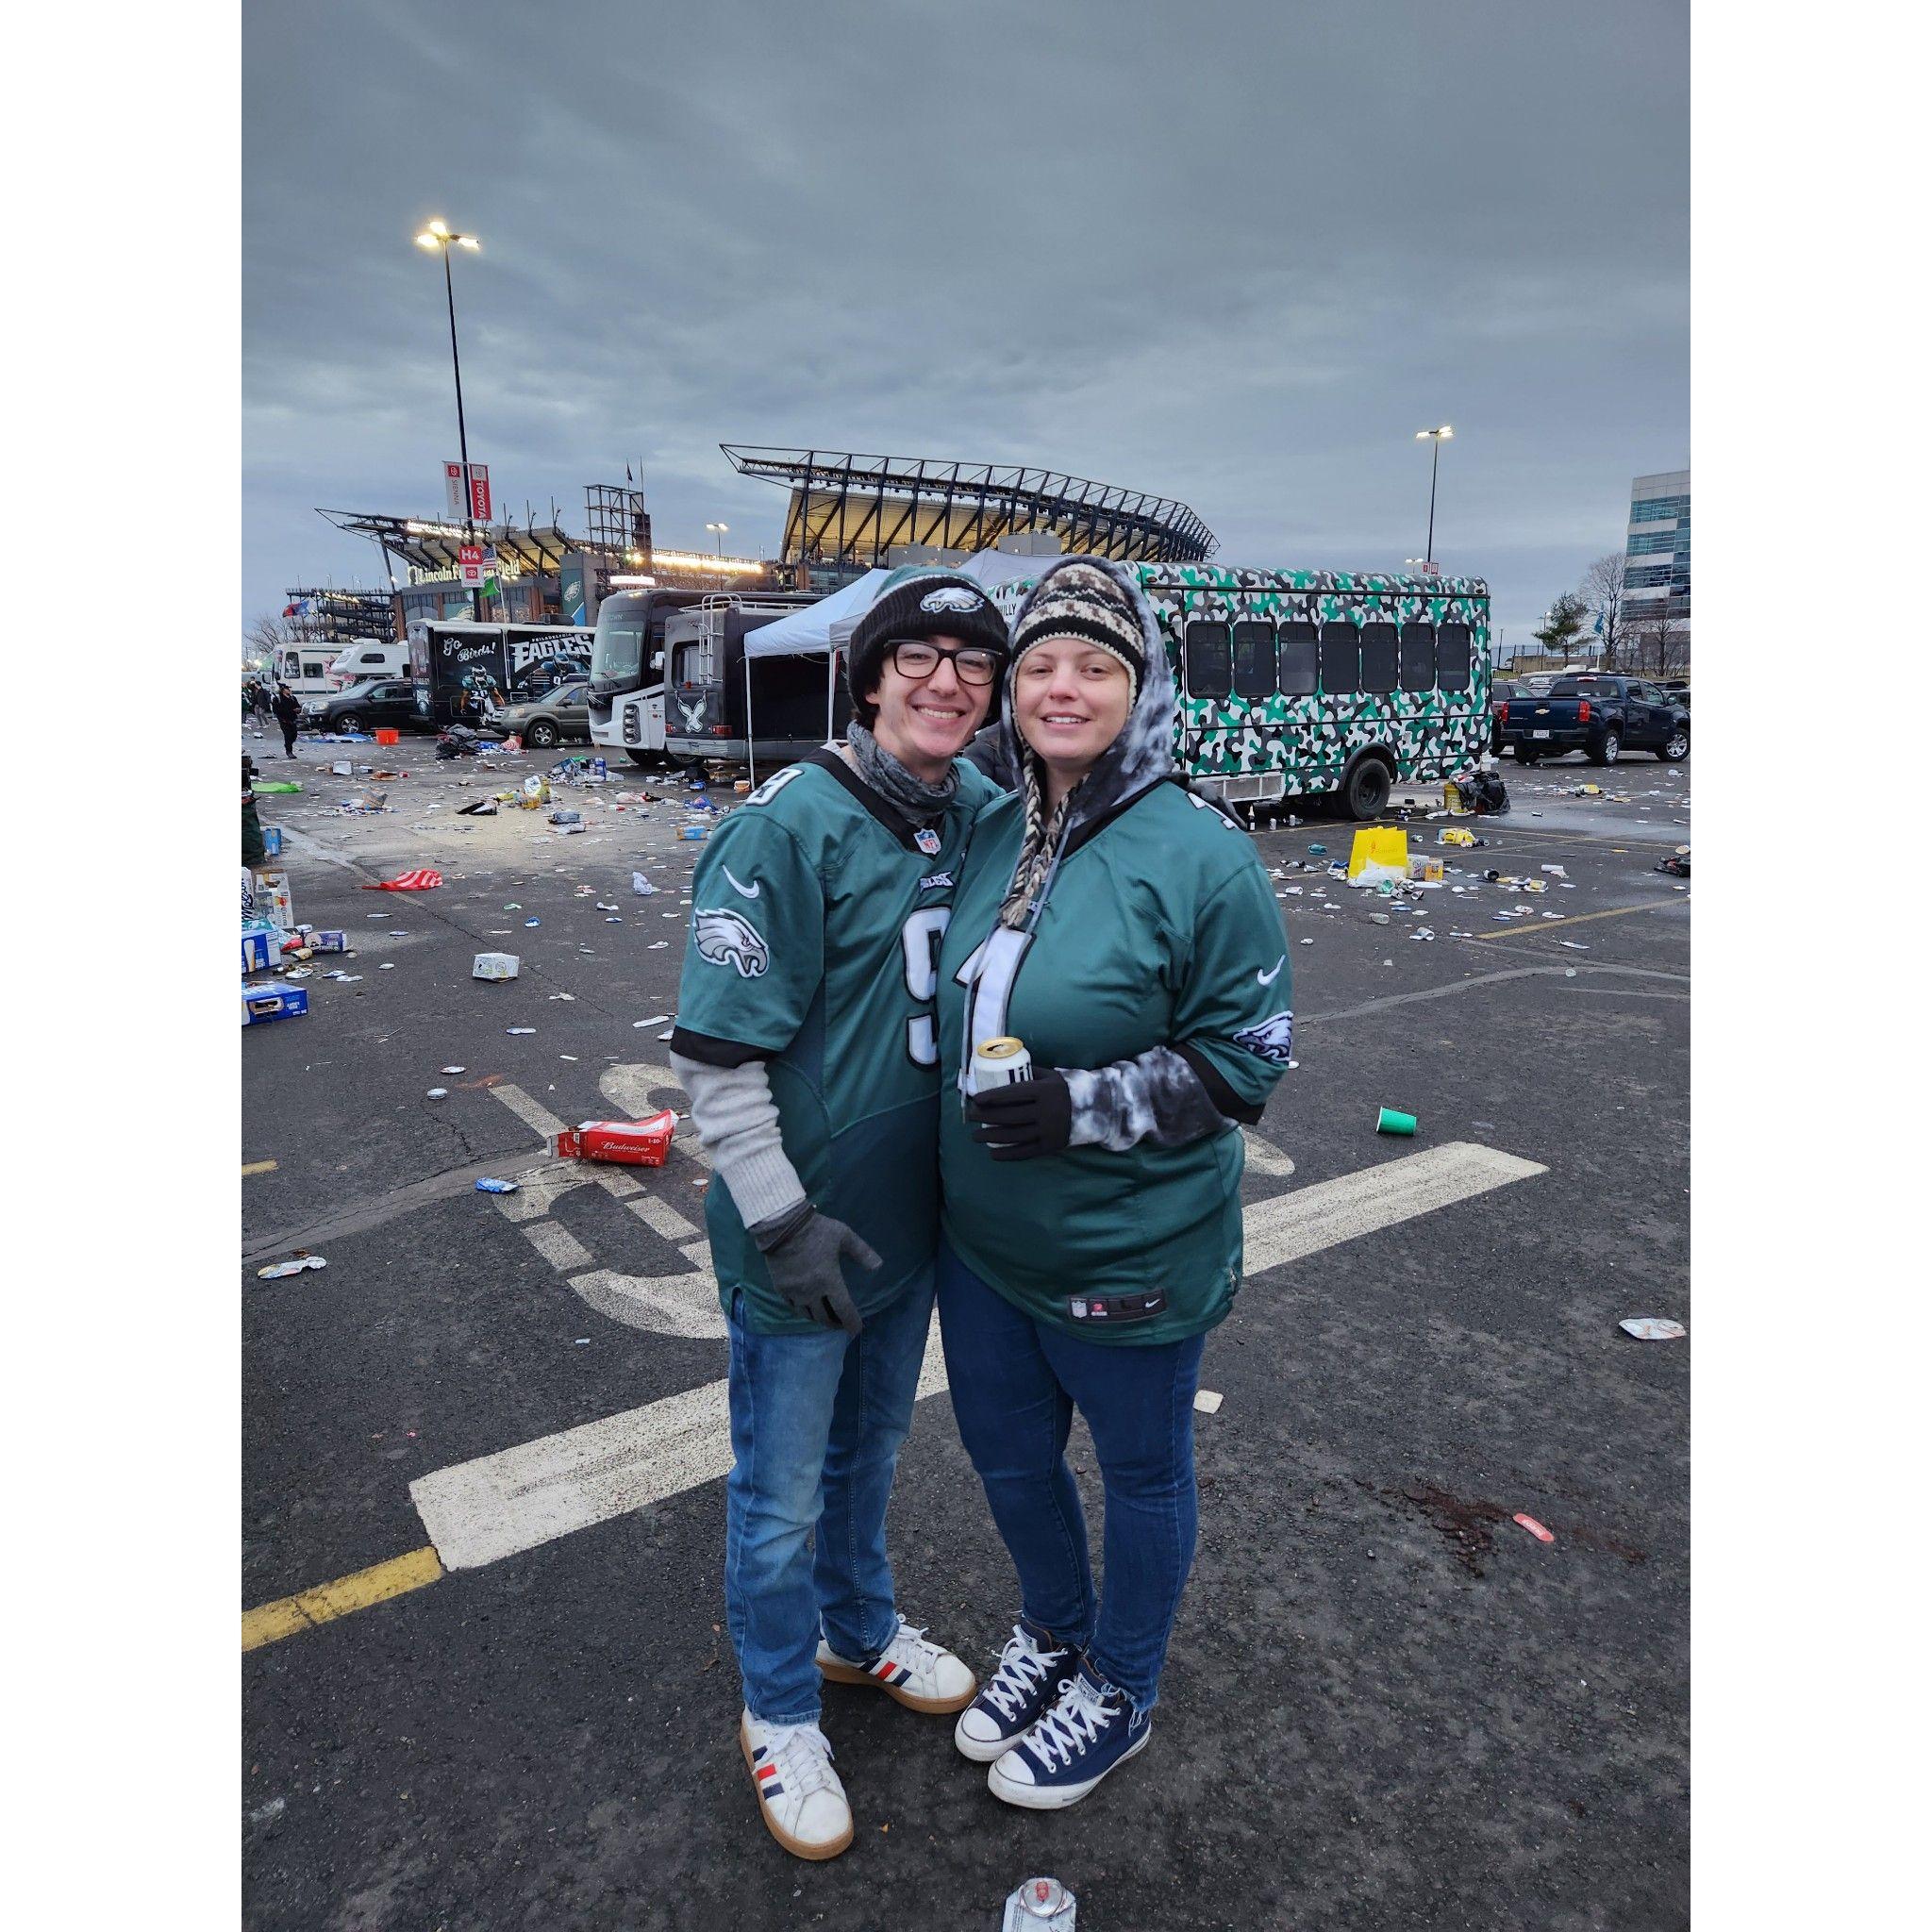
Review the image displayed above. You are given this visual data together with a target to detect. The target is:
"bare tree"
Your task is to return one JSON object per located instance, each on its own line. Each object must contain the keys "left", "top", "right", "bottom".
{"left": 1628, "top": 603, "right": 1690, "bottom": 678}
{"left": 244, "top": 611, "right": 297, "bottom": 667}
{"left": 1579, "top": 553, "right": 1628, "bottom": 670}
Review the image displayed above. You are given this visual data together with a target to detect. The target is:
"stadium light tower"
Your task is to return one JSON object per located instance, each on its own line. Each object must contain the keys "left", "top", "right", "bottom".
{"left": 1414, "top": 425, "right": 1453, "bottom": 568}
{"left": 416, "top": 220, "right": 483, "bottom": 615}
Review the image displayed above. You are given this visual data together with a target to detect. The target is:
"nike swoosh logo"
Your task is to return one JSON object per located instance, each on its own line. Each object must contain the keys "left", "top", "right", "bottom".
{"left": 722, "top": 865, "right": 759, "bottom": 901}
{"left": 1257, "top": 954, "right": 1285, "bottom": 986}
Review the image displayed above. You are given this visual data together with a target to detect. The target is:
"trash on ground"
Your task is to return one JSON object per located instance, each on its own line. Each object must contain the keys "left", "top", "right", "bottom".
{"left": 242, "top": 984, "right": 308, "bottom": 1026}
{"left": 257, "top": 1254, "right": 326, "bottom": 1280}
{"left": 632, "top": 872, "right": 658, "bottom": 895}
{"left": 555, "top": 1110, "right": 678, "bottom": 1167}
{"left": 633, "top": 1014, "right": 670, "bottom": 1028}
{"left": 426, "top": 1087, "right": 449, "bottom": 1100}
{"left": 1193, "top": 1390, "right": 1224, "bottom": 1415}
{"left": 1375, "top": 1106, "right": 1418, "bottom": 1136}
{"left": 1619, "top": 1316, "right": 1687, "bottom": 1341}
{"left": 1656, "top": 848, "right": 1690, "bottom": 877}
{"left": 362, "top": 869, "right": 443, "bottom": 891}
{"left": 506, "top": 1026, "right": 537, "bottom": 1034}
{"left": 1512, "top": 1513, "right": 1556, "bottom": 1543}
{"left": 441, "top": 1065, "right": 467, "bottom": 1074}
{"left": 1346, "top": 826, "right": 1408, "bottom": 882}
{"left": 475, "top": 1178, "right": 521, "bottom": 1194}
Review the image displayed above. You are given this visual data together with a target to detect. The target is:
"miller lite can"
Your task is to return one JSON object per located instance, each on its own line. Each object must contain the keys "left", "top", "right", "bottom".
{"left": 970, "top": 1036, "right": 1032, "bottom": 1095}
{"left": 1003, "top": 1875, "right": 1075, "bottom": 1930}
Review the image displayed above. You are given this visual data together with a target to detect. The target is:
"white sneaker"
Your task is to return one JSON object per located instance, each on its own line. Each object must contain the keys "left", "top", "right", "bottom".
{"left": 816, "top": 1617, "right": 978, "bottom": 1714}
{"left": 739, "top": 1708, "right": 854, "bottom": 1860}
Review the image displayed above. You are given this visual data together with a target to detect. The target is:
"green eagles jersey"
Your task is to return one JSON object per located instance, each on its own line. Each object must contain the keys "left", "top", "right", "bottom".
{"left": 673, "top": 750, "right": 1001, "bottom": 1335}
{"left": 937, "top": 779, "right": 1291, "bottom": 1346}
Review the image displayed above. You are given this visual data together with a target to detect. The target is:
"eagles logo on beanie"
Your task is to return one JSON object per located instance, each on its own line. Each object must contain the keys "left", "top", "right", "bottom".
{"left": 846, "top": 573, "right": 1010, "bottom": 726}
{"left": 1009, "top": 561, "right": 1147, "bottom": 699}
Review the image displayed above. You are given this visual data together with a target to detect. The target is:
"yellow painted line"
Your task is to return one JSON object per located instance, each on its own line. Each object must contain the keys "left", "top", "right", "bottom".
{"left": 242, "top": 1159, "right": 278, "bottom": 1176}
{"left": 242, "top": 1545, "right": 442, "bottom": 1652}
{"left": 1465, "top": 898, "right": 1689, "bottom": 943}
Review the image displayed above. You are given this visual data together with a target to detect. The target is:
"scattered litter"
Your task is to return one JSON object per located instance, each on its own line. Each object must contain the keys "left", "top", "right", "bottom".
{"left": 1541, "top": 864, "right": 1568, "bottom": 877}
{"left": 426, "top": 1088, "right": 448, "bottom": 1100}
{"left": 632, "top": 872, "right": 658, "bottom": 896}
{"left": 507, "top": 1026, "right": 537, "bottom": 1035}
{"left": 658, "top": 1027, "right": 675, "bottom": 1041}
{"left": 362, "top": 868, "right": 443, "bottom": 891}
{"left": 1193, "top": 1390, "right": 1224, "bottom": 1415}
{"left": 246, "top": 1797, "right": 287, "bottom": 1825}
{"left": 555, "top": 1111, "right": 677, "bottom": 1167}
{"left": 1307, "top": 843, "right": 1326, "bottom": 856}
{"left": 525, "top": 918, "right": 541, "bottom": 927}
{"left": 1375, "top": 1106, "right": 1418, "bottom": 1136}
{"left": 257, "top": 1255, "right": 325, "bottom": 1280}
{"left": 377, "top": 961, "right": 396, "bottom": 970}
{"left": 441, "top": 1065, "right": 467, "bottom": 1074}
{"left": 549, "top": 991, "right": 577, "bottom": 1002}
{"left": 1513, "top": 1513, "right": 1556, "bottom": 1544}
{"left": 634, "top": 1014, "right": 671, "bottom": 1028}
{"left": 474, "top": 953, "right": 520, "bottom": 980}
{"left": 1619, "top": 1316, "right": 1687, "bottom": 1342}
{"left": 1656, "top": 848, "right": 1690, "bottom": 877}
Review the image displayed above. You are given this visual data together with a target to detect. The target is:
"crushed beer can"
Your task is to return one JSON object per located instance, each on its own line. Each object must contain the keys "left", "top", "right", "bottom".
{"left": 1004, "top": 1876, "right": 1075, "bottom": 1930}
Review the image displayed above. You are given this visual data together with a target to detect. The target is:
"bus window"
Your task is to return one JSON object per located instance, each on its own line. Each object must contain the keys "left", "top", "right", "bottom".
{"left": 1437, "top": 622, "right": 1472, "bottom": 690}
{"left": 1231, "top": 621, "right": 1274, "bottom": 700}
{"left": 1399, "top": 622, "right": 1436, "bottom": 691}
{"left": 1278, "top": 621, "right": 1317, "bottom": 695}
{"left": 1359, "top": 624, "right": 1397, "bottom": 694}
{"left": 1185, "top": 621, "right": 1231, "bottom": 699}
{"left": 1318, "top": 621, "right": 1358, "bottom": 694}
{"left": 303, "top": 659, "right": 328, "bottom": 680}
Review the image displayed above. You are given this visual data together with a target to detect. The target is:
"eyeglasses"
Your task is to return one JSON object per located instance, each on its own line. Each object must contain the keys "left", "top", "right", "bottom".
{"left": 886, "top": 639, "right": 1005, "bottom": 686}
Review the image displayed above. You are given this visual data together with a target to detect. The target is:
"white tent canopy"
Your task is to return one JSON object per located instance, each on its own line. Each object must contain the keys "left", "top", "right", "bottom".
{"left": 741, "top": 569, "right": 891, "bottom": 659}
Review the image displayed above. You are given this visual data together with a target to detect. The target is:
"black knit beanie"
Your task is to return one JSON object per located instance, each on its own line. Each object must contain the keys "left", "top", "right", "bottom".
{"left": 846, "top": 572, "right": 1010, "bottom": 726}
{"left": 1008, "top": 560, "right": 1147, "bottom": 701}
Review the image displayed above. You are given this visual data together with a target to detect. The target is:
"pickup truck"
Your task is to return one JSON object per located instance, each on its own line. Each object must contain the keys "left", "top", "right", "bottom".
{"left": 1497, "top": 674, "right": 1690, "bottom": 765}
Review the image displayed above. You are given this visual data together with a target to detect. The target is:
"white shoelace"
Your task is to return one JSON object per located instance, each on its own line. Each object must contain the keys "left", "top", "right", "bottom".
{"left": 765, "top": 1722, "right": 838, "bottom": 1800}
{"left": 1025, "top": 1676, "right": 1115, "bottom": 1770}
{"left": 879, "top": 1619, "right": 946, "bottom": 1679}
{"left": 981, "top": 1625, "right": 1062, "bottom": 1722}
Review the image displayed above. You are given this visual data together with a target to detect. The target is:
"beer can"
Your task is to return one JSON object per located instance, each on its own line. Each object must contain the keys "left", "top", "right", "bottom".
{"left": 970, "top": 1036, "right": 1032, "bottom": 1094}
{"left": 1003, "top": 1876, "right": 1075, "bottom": 1930}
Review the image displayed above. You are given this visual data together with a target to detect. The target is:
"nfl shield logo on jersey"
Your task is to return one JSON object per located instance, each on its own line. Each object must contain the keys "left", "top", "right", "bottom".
{"left": 915, "top": 827, "right": 942, "bottom": 857}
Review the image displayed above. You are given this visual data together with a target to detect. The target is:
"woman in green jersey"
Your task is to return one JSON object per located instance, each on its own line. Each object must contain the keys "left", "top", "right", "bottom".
{"left": 935, "top": 557, "right": 1292, "bottom": 1810}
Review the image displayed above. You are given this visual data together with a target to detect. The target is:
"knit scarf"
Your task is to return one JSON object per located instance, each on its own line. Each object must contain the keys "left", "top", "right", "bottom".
{"left": 998, "top": 750, "right": 1081, "bottom": 931}
{"left": 844, "top": 722, "right": 958, "bottom": 821}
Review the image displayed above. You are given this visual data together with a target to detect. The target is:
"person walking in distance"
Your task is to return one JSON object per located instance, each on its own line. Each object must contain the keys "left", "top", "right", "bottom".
{"left": 668, "top": 571, "right": 1012, "bottom": 1860}
{"left": 272, "top": 682, "right": 302, "bottom": 758}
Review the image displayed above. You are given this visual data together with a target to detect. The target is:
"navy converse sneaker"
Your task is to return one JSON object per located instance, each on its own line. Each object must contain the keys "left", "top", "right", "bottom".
{"left": 987, "top": 1658, "right": 1151, "bottom": 1809}
{"left": 953, "top": 1617, "right": 1074, "bottom": 1763}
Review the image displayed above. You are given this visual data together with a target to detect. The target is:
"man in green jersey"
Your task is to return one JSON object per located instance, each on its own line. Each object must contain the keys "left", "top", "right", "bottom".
{"left": 668, "top": 570, "right": 1007, "bottom": 1860}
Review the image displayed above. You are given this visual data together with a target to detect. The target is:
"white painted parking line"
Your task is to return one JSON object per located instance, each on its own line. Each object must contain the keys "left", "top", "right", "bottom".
{"left": 411, "top": 1141, "right": 1542, "bottom": 1571}
{"left": 415, "top": 1324, "right": 951, "bottom": 1570}
{"left": 1243, "top": 1141, "right": 1546, "bottom": 1275}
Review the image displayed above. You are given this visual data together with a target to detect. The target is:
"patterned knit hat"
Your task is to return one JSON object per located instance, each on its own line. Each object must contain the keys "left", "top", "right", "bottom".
{"left": 1008, "top": 560, "right": 1147, "bottom": 700}
{"left": 845, "top": 572, "right": 1010, "bottom": 727}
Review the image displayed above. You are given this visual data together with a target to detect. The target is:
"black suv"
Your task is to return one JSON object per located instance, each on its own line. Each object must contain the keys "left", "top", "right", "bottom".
{"left": 309, "top": 678, "right": 432, "bottom": 735}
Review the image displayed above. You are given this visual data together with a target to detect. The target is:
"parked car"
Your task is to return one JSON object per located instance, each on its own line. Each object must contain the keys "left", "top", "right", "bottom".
{"left": 307, "top": 677, "right": 433, "bottom": 736}
{"left": 1660, "top": 678, "right": 1690, "bottom": 711}
{"left": 1496, "top": 675, "right": 1689, "bottom": 765}
{"left": 491, "top": 679, "right": 592, "bottom": 749}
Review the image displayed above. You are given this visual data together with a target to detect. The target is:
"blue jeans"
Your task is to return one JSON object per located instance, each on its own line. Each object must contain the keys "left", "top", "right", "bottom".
{"left": 724, "top": 1273, "right": 936, "bottom": 1726}
{"left": 936, "top": 1241, "right": 1205, "bottom": 1715}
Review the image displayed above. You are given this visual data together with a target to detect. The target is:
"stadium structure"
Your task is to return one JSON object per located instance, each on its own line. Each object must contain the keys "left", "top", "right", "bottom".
{"left": 722, "top": 445, "right": 1217, "bottom": 574}
{"left": 308, "top": 449, "right": 1213, "bottom": 632}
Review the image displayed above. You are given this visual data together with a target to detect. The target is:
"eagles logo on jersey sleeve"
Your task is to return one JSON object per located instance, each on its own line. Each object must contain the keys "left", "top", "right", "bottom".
{"left": 693, "top": 908, "right": 770, "bottom": 978}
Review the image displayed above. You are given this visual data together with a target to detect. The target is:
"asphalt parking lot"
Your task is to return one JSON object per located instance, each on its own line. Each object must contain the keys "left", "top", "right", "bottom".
{"left": 242, "top": 727, "right": 1690, "bottom": 1931}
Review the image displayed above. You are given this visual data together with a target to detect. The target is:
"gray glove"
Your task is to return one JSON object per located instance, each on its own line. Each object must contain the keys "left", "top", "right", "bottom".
{"left": 749, "top": 1200, "right": 882, "bottom": 1336}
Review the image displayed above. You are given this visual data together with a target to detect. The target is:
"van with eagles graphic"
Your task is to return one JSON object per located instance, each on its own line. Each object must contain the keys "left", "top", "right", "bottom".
{"left": 991, "top": 562, "right": 1490, "bottom": 821}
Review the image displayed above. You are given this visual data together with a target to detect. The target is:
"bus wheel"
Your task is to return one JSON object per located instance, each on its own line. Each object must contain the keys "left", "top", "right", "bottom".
{"left": 1341, "top": 758, "right": 1392, "bottom": 822}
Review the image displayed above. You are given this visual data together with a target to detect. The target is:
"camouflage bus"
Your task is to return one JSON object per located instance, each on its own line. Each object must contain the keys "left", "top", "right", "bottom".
{"left": 991, "top": 563, "right": 1490, "bottom": 821}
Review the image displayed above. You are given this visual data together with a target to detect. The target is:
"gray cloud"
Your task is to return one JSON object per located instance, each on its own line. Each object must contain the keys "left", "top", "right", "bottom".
{"left": 244, "top": 0, "right": 1687, "bottom": 646}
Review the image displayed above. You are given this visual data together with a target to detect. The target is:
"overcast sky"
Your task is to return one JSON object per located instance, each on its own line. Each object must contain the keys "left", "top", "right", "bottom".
{"left": 243, "top": 0, "right": 1687, "bottom": 650}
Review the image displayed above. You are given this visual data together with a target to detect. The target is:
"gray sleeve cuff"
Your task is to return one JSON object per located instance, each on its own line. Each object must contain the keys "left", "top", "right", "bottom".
{"left": 1062, "top": 1045, "right": 1239, "bottom": 1153}
{"left": 668, "top": 1050, "right": 808, "bottom": 1226}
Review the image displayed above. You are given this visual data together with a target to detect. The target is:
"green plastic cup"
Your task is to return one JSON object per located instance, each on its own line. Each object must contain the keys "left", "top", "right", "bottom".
{"left": 1376, "top": 1106, "right": 1418, "bottom": 1136}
